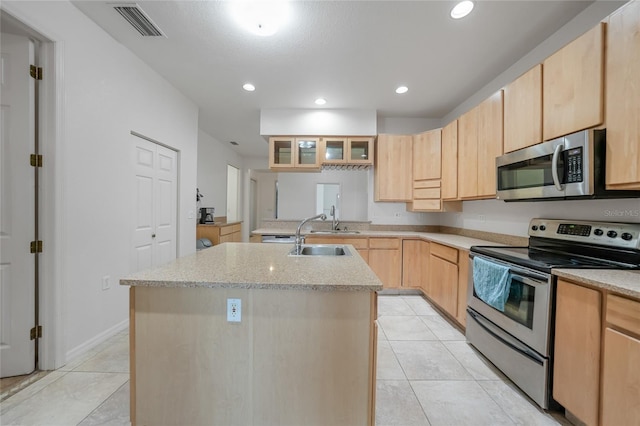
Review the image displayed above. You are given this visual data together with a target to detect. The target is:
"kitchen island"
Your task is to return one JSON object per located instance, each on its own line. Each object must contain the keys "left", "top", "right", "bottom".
{"left": 121, "top": 242, "right": 383, "bottom": 426}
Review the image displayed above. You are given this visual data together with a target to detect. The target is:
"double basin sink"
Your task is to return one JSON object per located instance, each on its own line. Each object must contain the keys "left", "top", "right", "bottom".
{"left": 288, "top": 244, "right": 352, "bottom": 257}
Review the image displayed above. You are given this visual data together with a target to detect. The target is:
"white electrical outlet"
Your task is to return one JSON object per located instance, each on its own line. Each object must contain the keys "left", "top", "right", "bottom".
{"left": 101, "top": 275, "right": 111, "bottom": 291}
{"left": 227, "top": 298, "right": 241, "bottom": 323}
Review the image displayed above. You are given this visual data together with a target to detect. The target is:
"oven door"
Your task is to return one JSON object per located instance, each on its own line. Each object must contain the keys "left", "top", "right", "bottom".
{"left": 467, "top": 253, "right": 553, "bottom": 356}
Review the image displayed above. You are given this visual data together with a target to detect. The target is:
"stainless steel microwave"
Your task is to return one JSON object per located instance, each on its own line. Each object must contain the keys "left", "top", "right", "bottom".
{"left": 496, "top": 129, "right": 640, "bottom": 201}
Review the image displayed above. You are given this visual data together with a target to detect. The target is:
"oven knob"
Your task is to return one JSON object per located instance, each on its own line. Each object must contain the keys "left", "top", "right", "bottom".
{"left": 607, "top": 230, "right": 618, "bottom": 239}
{"left": 531, "top": 225, "right": 538, "bottom": 231}
{"left": 594, "top": 229, "right": 604, "bottom": 236}
{"left": 621, "top": 232, "right": 633, "bottom": 241}
{"left": 539, "top": 225, "right": 546, "bottom": 231}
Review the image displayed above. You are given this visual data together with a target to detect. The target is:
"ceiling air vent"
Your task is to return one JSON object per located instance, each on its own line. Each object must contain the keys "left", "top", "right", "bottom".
{"left": 113, "top": 4, "right": 165, "bottom": 37}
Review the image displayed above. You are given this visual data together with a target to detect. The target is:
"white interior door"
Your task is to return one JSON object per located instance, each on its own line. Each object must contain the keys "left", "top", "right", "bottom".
{"left": 226, "top": 164, "right": 239, "bottom": 222}
{"left": 131, "top": 135, "right": 177, "bottom": 273}
{"left": 1, "top": 33, "right": 36, "bottom": 378}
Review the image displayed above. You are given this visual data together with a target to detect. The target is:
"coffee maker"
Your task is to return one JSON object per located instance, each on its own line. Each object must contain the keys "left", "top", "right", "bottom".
{"left": 199, "top": 207, "right": 215, "bottom": 224}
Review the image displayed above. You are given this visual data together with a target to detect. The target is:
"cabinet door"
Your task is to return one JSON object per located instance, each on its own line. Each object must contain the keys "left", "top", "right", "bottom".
{"left": 347, "top": 137, "right": 374, "bottom": 164}
{"left": 294, "top": 137, "right": 321, "bottom": 169}
{"left": 369, "top": 249, "right": 401, "bottom": 289}
{"left": 428, "top": 255, "right": 458, "bottom": 316}
{"left": 602, "top": 328, "right": 640, "bottom": 425}
{"left": 413, "top": 130, "right": 441, "bottom": 181}
{"left": 269, "top": 137, "right": 295, "bottom": 168}
{"left": 553, "top": 280, "right": 601, "bottom": 426}
{"left": 543, "top": 23, "right": 604, "bottom": 141}
{"left": 375, "top": 134, "right": 413, "bottom": 201}
{"left": 456, "top": 251, "right": 469, "bottom": 327}
{"left": 458, "top": 107, "right": 478, "bottom": 199}
{"left": 441, "top": 120, "right": 458, "bottom": 200}
{"left": 322, "top": 137, "right": 347, "bottom": 164}
{"left": 606, "top": 1, "right": 640, "bottom": 189}
{"left": 477, "top": 90, "right": 503, "bottom": 198}
{"left": 503, "top": 65, "right": 542, "bottom": 153}
{"left": 402, "top": 240, "right": 429, "bottom": 289}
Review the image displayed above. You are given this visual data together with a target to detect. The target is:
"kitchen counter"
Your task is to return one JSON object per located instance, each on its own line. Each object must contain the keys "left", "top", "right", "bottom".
{"left": 553, "top": 269, "right": 640, "bottom": 300}
{"left": 197, "top": 220, "right": 242, "bottom": 227}
{"left": 122, "top": 242, "right": 380, "bottom": 425}
{"left": 121, "top": 242, "right": 382, "bottom": 291}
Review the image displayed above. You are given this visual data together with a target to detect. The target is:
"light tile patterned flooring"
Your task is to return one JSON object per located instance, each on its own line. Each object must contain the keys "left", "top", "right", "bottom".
{"left": 1, "top": 295, "right": 569, "bottom": 425}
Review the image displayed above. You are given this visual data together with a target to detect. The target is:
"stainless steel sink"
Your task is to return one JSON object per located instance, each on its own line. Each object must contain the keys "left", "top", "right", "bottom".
{"left": 309, "top": 230, "right": 360, "bottom": 234}
{"left": 288, "top": 244, "right": 352, "bottom": 257}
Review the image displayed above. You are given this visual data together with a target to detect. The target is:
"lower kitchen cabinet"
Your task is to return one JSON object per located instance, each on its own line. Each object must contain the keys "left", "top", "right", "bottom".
{"left": 456, "top": 251, "right": 469, "bottom": 327}
{"left": 401, "top": 239, "right": 430, "bottom": 291}
{"left": 553, "top": 279, "right": 601, "bottom": 426}
{"left": 197, "top": 223, "right": 242, "bottom": 245}
{"left": 368, "top": 238, "right": 401, "bottom": 289}
{"left": 428, "top": 251, "right": 458, "bottom": 315}
{"left": 601, "top": 294, "right": 640, "bottom": 425}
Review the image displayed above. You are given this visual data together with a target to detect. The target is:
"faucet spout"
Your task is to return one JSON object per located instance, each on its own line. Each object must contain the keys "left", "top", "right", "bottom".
{"left": 294, "top": 213, "right": 327, "bottom": 254}
{"left": 330, "top": 205, "right": 339, "bottom": 230}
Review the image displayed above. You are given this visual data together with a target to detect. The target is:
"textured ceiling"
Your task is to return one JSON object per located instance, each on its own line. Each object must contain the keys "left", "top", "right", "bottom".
{"left": 71, "top": 1, "right": 594, "bottom": 157}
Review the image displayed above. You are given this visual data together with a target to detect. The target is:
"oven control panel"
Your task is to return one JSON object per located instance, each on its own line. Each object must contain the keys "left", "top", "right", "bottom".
{"left": 529, "top": 219, "right": 640, "bottom": 249}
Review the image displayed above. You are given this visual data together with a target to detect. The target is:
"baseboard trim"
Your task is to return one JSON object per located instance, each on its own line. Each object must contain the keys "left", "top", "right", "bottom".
{"left": 65, "top": 319, "right": 129, "bottom": 365}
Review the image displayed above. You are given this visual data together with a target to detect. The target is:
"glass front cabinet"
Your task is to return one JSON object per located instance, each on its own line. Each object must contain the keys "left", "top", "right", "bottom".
{"left": 269, "top": 137, "right": 321, "bottom": 170}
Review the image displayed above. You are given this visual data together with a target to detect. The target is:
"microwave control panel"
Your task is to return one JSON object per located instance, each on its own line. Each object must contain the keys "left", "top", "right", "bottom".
{"left": 565, "top": 147, "right": 583, "bottom": 183}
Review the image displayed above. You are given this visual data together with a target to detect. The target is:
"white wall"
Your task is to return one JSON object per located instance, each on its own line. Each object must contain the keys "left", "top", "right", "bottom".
{"left": 440, "top": 198, "right": 640, "bottom": 237}
{"left": 260, "top": 109, "right": 377, "bottom": 136}
{"left": 377, "top": 117, "right": 441, "bottom": 134}
{"left": 3, "top": 0, "right": 199, "bottom": 364}
{"left": 197, "top": 129, "right": 244, "bottom": 220}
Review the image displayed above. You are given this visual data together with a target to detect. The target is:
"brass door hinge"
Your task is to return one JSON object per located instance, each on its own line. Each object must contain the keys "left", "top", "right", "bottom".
{"left": 30, "top": 154, "right": 43, "bottom": 167}
{"left": 30, "top": 240, "right": 43, "bottom": 253}
{"left": 29, "top": 65, "right": 43, "bottom": 80}
{"left": 30, "top": 325, "right": 42, "bottom": 340}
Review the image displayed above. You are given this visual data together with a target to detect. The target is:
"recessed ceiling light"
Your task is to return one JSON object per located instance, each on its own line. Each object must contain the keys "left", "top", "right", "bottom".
{"left": 451, "top": 1, "right": 474, "bottom": 19}
{"left": 230, "top": 0, "right": 290, "bottom": 36}
{"left": 315, "top": 98, "right": 327, "bottom": 105}
{"left": 243, "top": 83, "right": 256, "bottom": 92}
{"left": 395, "top": 86, "right": 409, "bottom": 94}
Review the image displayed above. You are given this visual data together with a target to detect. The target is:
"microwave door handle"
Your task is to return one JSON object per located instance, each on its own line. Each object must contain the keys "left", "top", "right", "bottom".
{"left": 552, "top": 143, "right": 564, "bottom": 191}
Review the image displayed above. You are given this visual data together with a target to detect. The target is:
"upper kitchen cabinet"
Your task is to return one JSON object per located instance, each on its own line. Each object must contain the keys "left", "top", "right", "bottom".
{"left": 375, "top": 134, "right": 413, "bottom": 201}
{"left": 503, "top": 65, "right": 542, "bottom": 153}
{"left": 458, "top": 91, "right": 504, "bottom": 200}
{"left": 441, "top": 120, "right": 459, "bottom": 200}
{"left": 322, "top": 137, "right": 348, "bottom": 163}
{"left": 543, "top": 23, "right": 605, "bottom": 141}
{"left": 346, "top": 137, "right": 374, "bottom": 165}
{"left": 606, "top": 0, "right": 640, "bottom": 190}
{"left": 269, "top": 137, "right": 321, "bottom": 171}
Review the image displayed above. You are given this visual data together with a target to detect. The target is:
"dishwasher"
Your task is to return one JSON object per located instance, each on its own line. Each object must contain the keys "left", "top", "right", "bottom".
{"left": 261, "top": 235, "right": 296, "bottom": 244}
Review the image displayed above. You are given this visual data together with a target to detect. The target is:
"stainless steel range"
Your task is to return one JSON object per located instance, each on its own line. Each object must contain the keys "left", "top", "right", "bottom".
{"left": 466, "top": 218, "right": 640, "bottom": 409}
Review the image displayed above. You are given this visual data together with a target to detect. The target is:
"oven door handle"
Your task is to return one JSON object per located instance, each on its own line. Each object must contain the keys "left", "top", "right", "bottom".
{"left": 467, "top": 309, "right": 544, "bottom": 366}
{"left": 551, "top": 143, "right": 564, "bottom": 192}
{"left": 508, "top": 272, "right": 547, "bottom": 288}
{"left": 470, "top": 253, "right": 549, "bottom": 283}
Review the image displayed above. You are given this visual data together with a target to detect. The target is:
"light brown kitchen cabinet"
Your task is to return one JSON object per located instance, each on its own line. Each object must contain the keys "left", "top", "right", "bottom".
{"left": 320, "top": 137, "right": 374, "bottom": 166}
{"left": 269, "top": 137, "right": 295, "bottom": 168}
{"left": 543, "top": 23, "right": 605, "bottom": 141}
{"left": 456, "top": 250, "right": 469, "bottom": 327}
{"left": 441, "top": 120, "right": 459, "bottom": 200}
{"left": 427, "top": 243, "right": 459, "bottom": 317}
{"left": 374, "top": 134, "right": 413, "bottom": 201}
{"left": 606, "top": 0, "right": 640, "bottom": 190}
{"left": 601, "top": 294, "right": 640, "bottom": 425}
{"left": 458, "top": 107, "right": 478, "bottom": 199}
{"left": 368, "top": 237, "right": 402, "bottom": 289}
{"left": 412, "top": 130, "right": 441, "bottom": 181}
{"left": 503, "top": 64, "right": 542, "bottom": 153}
{"left": 553, "top": 279, "right": 601, "bottom": 426}
{"left": 347, "top": 137, "right": 374, "bottom": 165}
{"left": 457, "top": 91, "right": 503, "bottom": 199}
{"left": 268, "top": 137, "right": 321, "bottom": 170}
{"left": 477, "top": 91, "right": 504, "bottom": 198}
{"left": 401, "top": 239, "right": 430, "bottom": 291}
{"left": 322, "top": 137, "right": 348, "bottom": 163}
{"left": 197, "top": 223, "right": 242, "bottom": 246}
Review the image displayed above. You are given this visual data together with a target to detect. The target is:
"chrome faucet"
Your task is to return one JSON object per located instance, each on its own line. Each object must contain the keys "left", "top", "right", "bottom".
{"left": 294, "top": 213, "right": 327, "bottom": 254}
{"left": 330, "top": 205, "right": 339, "bottom": 231}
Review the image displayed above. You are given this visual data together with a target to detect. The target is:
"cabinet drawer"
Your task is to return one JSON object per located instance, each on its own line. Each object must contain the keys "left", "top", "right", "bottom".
{"left": 414, "top": 180, "right": 440, "bottom": 189}
{"left": 220, "top": 225, "right": 235, "bottom": 236}
{"left": 413, "top": 188, "right": 441, "bottom": 199}
{"left": 410, "top": 199, "right": 441, "bottom": 211}
{"left": 231, "top": 224, "right": 242, "bottom": 233}
{"left": 369, "top": 238, "right": 400, "bottom": 250}
{"left": 430, "top": 243, "right": 458, "bottom": 264}
{"left": 607, "top": 294, "right": 640, "bottom": 337}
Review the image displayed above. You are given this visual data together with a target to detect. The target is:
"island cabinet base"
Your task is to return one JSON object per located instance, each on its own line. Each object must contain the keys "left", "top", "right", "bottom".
{"left": 129, "top": 286, "right": 378, "bottom": 426}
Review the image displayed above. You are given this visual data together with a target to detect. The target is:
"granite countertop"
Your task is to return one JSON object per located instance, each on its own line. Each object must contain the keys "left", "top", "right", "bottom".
{"left": 252, "top": 228, "right": 502, "bottom": 251}
{"left": 121, "top": 242, "right": 383, "bottom": 292}
{"left": 198, "top": 220, "right": 242, "bottom": 227}
{"left": 552, "top": 269, "right": 640, "bottom": 299}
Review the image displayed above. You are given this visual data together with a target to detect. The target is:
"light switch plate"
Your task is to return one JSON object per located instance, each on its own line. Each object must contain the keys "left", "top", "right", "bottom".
{"left": 227, "top": 298, "right": 241, "bottom": 323}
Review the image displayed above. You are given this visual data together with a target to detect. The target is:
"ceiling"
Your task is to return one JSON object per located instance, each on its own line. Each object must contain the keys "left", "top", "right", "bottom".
{"left": 71, "top": 1, "right": 593, "bottom": 158}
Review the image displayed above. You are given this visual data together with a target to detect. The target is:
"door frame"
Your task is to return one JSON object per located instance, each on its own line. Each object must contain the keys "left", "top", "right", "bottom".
{"left": 2, "top": 4, "right": 66, "bottom": 371}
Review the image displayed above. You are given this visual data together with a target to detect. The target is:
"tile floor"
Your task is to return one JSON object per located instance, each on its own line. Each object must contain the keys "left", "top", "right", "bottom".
{"left": 0, "top": 295, "right": 569, "bottom": 426}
